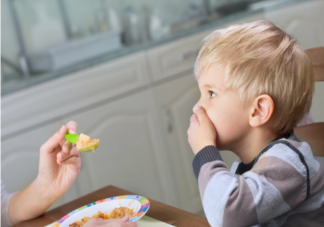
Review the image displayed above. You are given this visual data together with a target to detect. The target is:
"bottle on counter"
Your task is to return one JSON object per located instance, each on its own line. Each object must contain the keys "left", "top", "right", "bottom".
{"left": 122, "top": 6, "right": 148, "bottom": 45}
{"left": 31, "top": 3, "right": 66, "bottom": 52}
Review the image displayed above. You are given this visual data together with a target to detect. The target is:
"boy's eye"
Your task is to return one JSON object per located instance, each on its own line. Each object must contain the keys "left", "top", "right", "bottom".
{"left": 209, "top": 91, "right": 216, "bottom": 98}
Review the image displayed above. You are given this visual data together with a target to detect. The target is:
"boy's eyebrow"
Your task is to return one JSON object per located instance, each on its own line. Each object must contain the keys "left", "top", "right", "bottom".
{"left": 204, "top": 84, "right": 223, "bottom": 92}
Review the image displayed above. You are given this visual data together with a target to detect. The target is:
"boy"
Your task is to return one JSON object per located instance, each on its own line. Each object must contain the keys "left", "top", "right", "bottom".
{"left": 187, "top": 20, "right": 324, "bottom": 227}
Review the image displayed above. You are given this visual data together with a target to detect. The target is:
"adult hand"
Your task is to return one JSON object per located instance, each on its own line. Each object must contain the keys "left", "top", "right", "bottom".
{"left": 82, "top": 217, "right": 138, "bottom": 227}
{"left": 8, "top": 121, "right": 82, "bottom": 225}
{"left": 37, "top": 121, "right": 81, "bottom": 200}
{"left": 187, "top": 106, "right": 217, "bottom": 154}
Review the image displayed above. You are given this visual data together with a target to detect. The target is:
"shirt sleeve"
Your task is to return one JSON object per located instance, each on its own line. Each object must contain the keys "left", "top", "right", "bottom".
{"left": 1, "top": 181, "right": 15, "bottom": 227}
{"left": 192, "top": 144, "right": 309, "bottom": 227}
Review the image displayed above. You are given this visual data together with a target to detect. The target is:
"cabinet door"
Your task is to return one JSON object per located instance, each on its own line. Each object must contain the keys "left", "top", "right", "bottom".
{"left": 153, "top": 74, "right": 202, "bottom": 214}
{"left": 1, "top": 121, "right": 80, "bottom": 210}
{"left": 63, "top": 89, "right": 177, "bottom": 207}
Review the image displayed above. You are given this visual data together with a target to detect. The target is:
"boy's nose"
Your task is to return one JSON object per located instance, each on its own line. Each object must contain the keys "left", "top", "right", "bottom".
{"left": 193, "top": 101, "right": 202, "bottom": 113}
{"left": 193, "top": 105, "right": 201, "bottom": 113}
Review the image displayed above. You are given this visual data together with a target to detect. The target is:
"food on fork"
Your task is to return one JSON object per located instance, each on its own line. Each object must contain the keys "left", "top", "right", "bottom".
{"left": 64, "top": 131, "right": 100, "bottom": 153}
{"left": 76, "top": 133, "right": 100, "bottom": 153}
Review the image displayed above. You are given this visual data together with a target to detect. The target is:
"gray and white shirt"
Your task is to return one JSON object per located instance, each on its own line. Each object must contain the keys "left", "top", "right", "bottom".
{"left": 192, "top": 134, "right": 324, "bottom": 227}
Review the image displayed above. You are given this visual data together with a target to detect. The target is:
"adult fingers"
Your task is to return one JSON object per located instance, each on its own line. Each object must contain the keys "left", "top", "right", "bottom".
{"left": 82, "top": 218, "right": 113, "bottom": 226}
{"left": 61, "top": 121, "right": 78, "bottom": 154}
{"left": 40, "top": 125, "right": 66, "bottom": 154}
{"left": 66, "top": 121, "right": 77, "bottom": 134}
{"left": 82, "top": 217, "right": 133, "bottom": 227}
{"left": 57, "top": 146, "right": 80, "bottom": 164}
{"left": 125, "top": 222, "right": 138, "bottom": 227}
{"left": 61, "top": 140, "right": 73, "bottom": 154}
{"left": 116, "top": 216, "right": 129, "bottom": 222}
{"left": 124, "top": 222, "right": 138, "bottom": 227}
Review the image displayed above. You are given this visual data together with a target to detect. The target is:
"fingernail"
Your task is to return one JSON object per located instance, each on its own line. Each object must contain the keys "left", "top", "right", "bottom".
{"left": 193, "top": 106, "right": 201, "bottom": 112}
{"left": 120, "top": 216, "right": 129, "bottom": 221}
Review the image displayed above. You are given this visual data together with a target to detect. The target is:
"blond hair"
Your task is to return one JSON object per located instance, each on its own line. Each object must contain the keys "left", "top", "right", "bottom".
{"left": 195, "top": 20, "right": 314, "bottom": 135}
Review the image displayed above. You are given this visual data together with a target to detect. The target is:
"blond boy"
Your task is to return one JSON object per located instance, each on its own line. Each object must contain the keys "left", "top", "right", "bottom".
{"left": 188, "top": 20, "right": 324, "bottom": 227}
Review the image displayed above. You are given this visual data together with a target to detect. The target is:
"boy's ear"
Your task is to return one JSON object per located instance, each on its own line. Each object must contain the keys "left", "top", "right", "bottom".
{"left": 249, "top": 95, "right": 274, "bottom": 128}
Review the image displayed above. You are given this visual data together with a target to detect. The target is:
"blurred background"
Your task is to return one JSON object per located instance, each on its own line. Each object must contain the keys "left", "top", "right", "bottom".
{"left": 2, "top": 0, "right": 324, "bottom": 216}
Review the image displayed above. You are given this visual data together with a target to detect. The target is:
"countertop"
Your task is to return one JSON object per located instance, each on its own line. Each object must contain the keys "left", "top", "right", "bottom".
{"left": 1, "top": 0, "right": 310, "bottom": 96}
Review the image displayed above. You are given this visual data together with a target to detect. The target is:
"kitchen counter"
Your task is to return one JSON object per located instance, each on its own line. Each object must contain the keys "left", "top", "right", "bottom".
{"left": 1, "top": 0, "right": 312, "bottom": 95}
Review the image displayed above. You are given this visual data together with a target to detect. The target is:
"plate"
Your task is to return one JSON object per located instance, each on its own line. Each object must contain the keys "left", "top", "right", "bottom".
{"left": 53, "top": 195, "right": 150, "bottom": 227}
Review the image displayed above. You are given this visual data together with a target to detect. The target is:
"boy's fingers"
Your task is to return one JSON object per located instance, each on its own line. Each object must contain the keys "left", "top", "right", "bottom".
{"left": 194, "top": 107, "right": 209, "bottom": 124}
{"left": 190, "top": 114, "right": 199, "bottom": 124}
{"left": 41, "top": 125, "right": 66, "bottom": 154}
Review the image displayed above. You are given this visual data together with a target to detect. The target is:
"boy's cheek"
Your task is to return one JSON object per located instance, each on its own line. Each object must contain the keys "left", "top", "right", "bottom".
{"left": 207, "top": 114, "right": 218, "bottom": 130}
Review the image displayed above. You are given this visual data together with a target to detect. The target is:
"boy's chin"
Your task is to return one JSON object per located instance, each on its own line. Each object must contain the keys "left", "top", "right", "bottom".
{"left": 216, "top": 143, "right": 227, "bottom": 151}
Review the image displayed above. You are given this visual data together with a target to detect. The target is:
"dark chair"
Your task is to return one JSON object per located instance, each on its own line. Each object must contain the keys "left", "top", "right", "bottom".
{"left": 294, "top": 47, "right": 324, "bottom": 157}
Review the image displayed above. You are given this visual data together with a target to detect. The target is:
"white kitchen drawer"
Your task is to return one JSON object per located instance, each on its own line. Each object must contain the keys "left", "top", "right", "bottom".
{"left": 146, "top": 29, "right": 214, "bottom": 81}
{"left": 2, "top": 52, "right": 150, "bottom": 138}
{"left": 145, "top": 10, "right": 265, "bottom": 82}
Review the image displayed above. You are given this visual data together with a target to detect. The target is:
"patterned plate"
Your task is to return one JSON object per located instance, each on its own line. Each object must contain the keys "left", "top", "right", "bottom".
{"left": 54, "top": 195, "right": 150, "bottom": 227}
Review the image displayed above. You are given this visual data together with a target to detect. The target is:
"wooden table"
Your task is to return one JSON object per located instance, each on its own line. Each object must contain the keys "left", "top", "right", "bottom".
{"left": 13, "top": 185, "right": 210, "bottom": 227}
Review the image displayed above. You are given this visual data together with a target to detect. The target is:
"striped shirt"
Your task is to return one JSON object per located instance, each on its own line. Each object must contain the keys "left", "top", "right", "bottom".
{"left": 192, "top": 134, "right": 324, "bottom": 227}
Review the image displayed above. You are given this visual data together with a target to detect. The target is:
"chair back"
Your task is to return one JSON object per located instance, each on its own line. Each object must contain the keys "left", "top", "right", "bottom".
{"left": 304, "top": 47, "right": 324, "bottom": 81}
{"left": 294, "top": 47, "right": 324, "bottom": 157}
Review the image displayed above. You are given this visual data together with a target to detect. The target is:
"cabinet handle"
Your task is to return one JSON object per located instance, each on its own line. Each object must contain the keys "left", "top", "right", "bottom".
{"left": 162, "top": 105, "right": 173, "bottom": 133}
{"left": 177, "top": 49, "right": 200, "bottom": 61}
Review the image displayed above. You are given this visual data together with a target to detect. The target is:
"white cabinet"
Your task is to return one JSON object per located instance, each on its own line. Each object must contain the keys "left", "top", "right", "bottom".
{"left": 1, "top": 52, "right": 150, "bottom": 138}
{"left": 153, "top": 74, "right": 202, "bottom": 213}
{"left": 62, "top": 89, "right": 177, "bottom": 207}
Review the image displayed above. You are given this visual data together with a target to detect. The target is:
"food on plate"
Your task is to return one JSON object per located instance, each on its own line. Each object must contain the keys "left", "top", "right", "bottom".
{"left": 69, "top": 207, "right": 136, "bottom": 227}
{"left": 76, "top": 133, "right": 100, "bottom": 153}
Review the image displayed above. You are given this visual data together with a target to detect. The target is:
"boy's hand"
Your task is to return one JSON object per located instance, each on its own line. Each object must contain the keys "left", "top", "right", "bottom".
{"left": 36, "top": 121, "right": 81, "bottom": 200}
{"left": 188, "top": 106, "right": 217, "bottom": 155}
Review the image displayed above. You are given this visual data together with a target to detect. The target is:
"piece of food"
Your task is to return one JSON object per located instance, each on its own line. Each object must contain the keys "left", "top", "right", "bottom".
{"left": 76, "top": 133, "right": 100, "bottom": 153}
{"left": 69, "top": 207, "right": 136, "bottom": 227}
